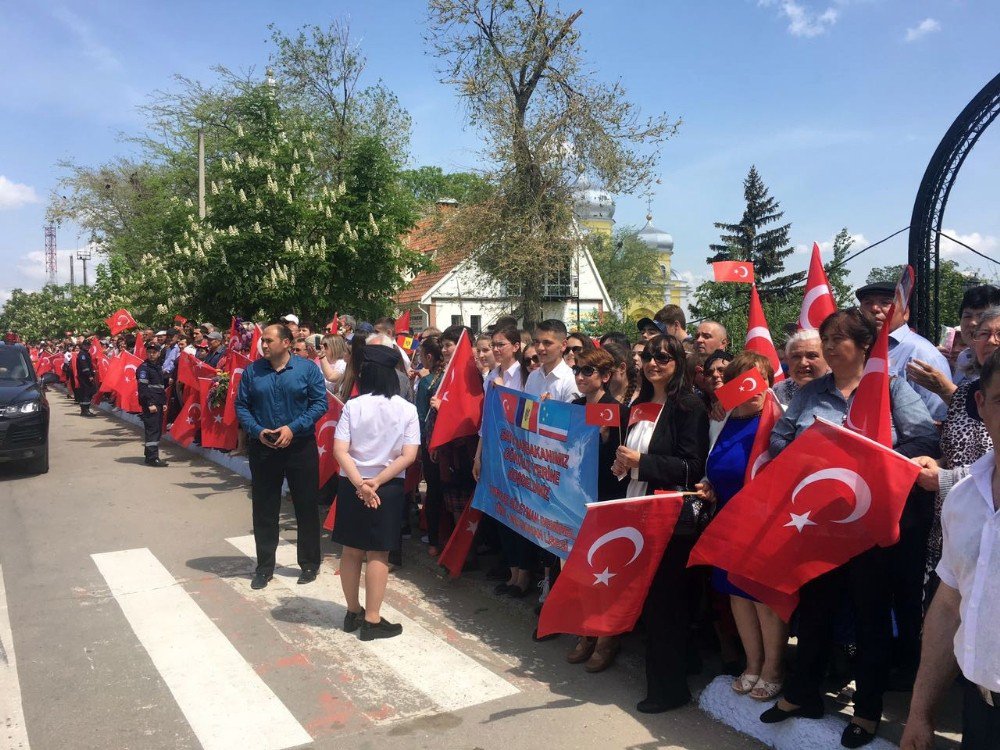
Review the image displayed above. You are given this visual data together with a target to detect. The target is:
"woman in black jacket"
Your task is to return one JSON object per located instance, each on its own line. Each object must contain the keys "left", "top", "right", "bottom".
{"left": 613, "top": 334, "right": 710, "bottom": 713}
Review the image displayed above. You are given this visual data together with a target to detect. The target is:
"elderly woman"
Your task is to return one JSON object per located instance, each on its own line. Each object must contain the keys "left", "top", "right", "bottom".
{"left": 913, "top": 306, "right": 999, "bottom": 587}
{"left": 613, "top": 334, "right": 709, "bottom": 714}
{"left": 761, "top": 309, "right": 939, "bottom": 748}
{"left": 696, "top": 351, "right": 786, "bottom": 701}
{"left": 905, "top": 285, "right": 1000, "bottom": 403}
{"left": 333, "top": 344, "right": 420, "bottom": 641}
{"left": 772, "top": 329, "right": 829, "bottom": 406}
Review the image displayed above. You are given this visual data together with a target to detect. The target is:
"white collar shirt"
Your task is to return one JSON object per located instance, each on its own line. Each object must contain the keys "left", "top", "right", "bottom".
{"left": 524, "top": 358, "right": 580, "bottom": 402}
{"left": 936, "top": 450, "right": 1000, "bottom": 691}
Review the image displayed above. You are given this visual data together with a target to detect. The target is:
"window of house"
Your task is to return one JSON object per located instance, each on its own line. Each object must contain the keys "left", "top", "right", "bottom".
{"left": 470, "top": 315, "right": 482, "bottom": 332}
{"left": 451, "top": 315, "right": 463, "bottom": 327}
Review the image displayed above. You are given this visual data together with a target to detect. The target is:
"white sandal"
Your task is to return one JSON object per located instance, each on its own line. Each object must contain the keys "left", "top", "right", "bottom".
{"left": 750, "top": 679, "right": 783, "bottom": 701}
{"left": 731, "top": 673, "right": 761, "bottom": 694}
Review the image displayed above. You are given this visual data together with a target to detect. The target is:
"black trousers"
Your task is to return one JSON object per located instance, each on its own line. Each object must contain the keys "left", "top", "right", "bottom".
{"left": 962, "top": 680, "right": 1000, "bottom": 750}
{"left": 888, "top": 491, "right": 933, "bottom": 672}
{"left": 499, "top": 524, "right": 535, "bottom": 569}
{"left": 140, "top": 406, "right": 163, "bottom": 459}
{"left": 784, "top": 546, "right": 893, "bottom": 721}
{"left": 248, "top": 436, "right": 321, "bottom": 574}
{"left": 421, "top": 445, "right": 444, "bottom": 547}
{"left": 641, "top": 534, "right": 697, "bottom": 705}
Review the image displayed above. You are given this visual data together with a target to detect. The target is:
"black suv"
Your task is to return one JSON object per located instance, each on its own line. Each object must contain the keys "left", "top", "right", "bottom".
{"left": 0, "top": 343, "right": 49, "bottom": 473}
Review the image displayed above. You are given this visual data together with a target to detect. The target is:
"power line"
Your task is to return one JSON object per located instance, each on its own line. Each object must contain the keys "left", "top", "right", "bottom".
{"left": 936, "top": 230, "right": 1000, "bottom": 266}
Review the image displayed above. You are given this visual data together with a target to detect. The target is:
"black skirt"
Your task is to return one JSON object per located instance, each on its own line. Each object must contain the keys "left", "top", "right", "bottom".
{"left": 331, "top": 476, "right": 404, "bottom": 552}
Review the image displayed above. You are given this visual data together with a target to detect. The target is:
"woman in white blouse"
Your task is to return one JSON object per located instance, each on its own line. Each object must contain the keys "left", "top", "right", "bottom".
{"left": 333, "top": 344, "right": 420, "bottom": 641}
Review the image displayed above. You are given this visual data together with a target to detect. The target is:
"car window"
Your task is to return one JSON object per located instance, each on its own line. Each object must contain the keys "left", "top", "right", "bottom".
{"left": 0, "top": 349, "right": 32, "bottom": 380}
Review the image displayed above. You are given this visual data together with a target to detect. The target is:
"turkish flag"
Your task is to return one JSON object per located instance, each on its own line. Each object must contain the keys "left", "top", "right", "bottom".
{"left": 70, "top": 352, "right": 79, "bottom": 384}
{"left": 395, "top": 310, "right": 411, "bottom": 334}
{"left": 173, "top": 314, "right": 188, "bottom": 326}
{"left": 35, "top": 355, "right": 50, "bottom": 377}
{"left": 712, "top": 261, "right": 755, "bottom": 283}
{"left": 322, "top": 499, "right": 338, "bottom": 532}
{"left": 798, "top": 243, "right": 838, "bottom": 330}
{"left": 105, "top": 308, "right": 137, "bottom": 335}
{"left": 726, "top": 573, "right": 800, "bottom": 623}
{"left": 51, "top": 354, "right": 67, "bottom": 383}
{"left": 315, "top": 393, "right": 345, "bottom": 486}
{"left": 745, "top": 284, "right": 785, "bottom": 383}
{"left": 99, "top": 354, "right": 124, "bottom": 396}
{"left": 894, "top": 265, "right": 915, "bottom": 316}
{"left": 713, "top": 367, "right": 767, "bottom": 412}
{"left": 223, "top": 352, "right": 251, "bottom": 427}
{"left": 537, "top": 493, "right": 685, "bottom": 638}
{"left": 177, "top": 352, "right": 216, "bottom": 391}
{"left": 628, "top": 401, "right": 662, "bottom": 427}
{"left": 429, "top": 330, "right": 484, "bottom": 450}
{"left": 744, "top": 389, "right": 784, "bottom": 484}
{"left": 199, "top": 377, "right": 237, "bottom": 450}
{"left": 688, "top": 418, "right": 920, "bottom": 596}
{"left": 170, "top": 393, "right": 202, "bottom": 447}
{"left": 586, "top": 402, "right": 620, "bottom": 427}
{"left": 438, "top": 503, "right": 484, "bottom": 579}
{"left": 499, "top": 390, "right": 520, "bottom": 424}
{"left": 133, "top": 331, "right": 144, "bottom": 359}
{"left": 328, "top": 313, "right": 339, "bottom": 335}
{"left": 845, "top": 305, "right": 893, "bottom": 447}
{"left": 248, "top": 324, "right": 263, "bottom": 361}
{"left": 90, "top": 338, "right": 106, "bottom": 385}
{"left": 116, "top": 351, "right": 143, "bottom": 413}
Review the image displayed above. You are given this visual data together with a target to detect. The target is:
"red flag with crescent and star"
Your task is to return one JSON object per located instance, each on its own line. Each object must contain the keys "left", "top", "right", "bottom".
{"left": 537, "top": 493, "right": 684, "bottom": 638}
{"left": 585, "top": 402, "right": 620, "bottom": 427}
{"left": 688, "top": 418, "right": 920, "bottom": 596}
{"left": 712, "top": 261, "right": 755, "bottom": 283}
{"left": 115, "top": 351, "right": 143, "bottom": 413}
{"left": 627, "top": 401, "right": 662, "bottom": 428}
{"left": 798, "top": 243, "right": 838, "bottom": 331}
{"left": 248, "top": 324, "right": 263, "bottom": 361}
{"left": 315, "top": 393, "right": 345, "bottom": 487}
{"left": 223, "top": 352, "right": 251, "bottom": 428}
{"left": 105, "top": 309, "right": 137, "bottom": 335}
{"left": 199, "top": 377, "right": 237, "bottom": 450}
{"left": 429, "top": 330, "right": 485, "bottom": 450}
{"left": 713, "top": 367, "right": 768, "bottom": 412}
{"left": 438, "top": 503, "right": 484, "bottom": 579}
{"left": 169, "top": 393, "right": 202, "bottom": 447}
{"left": 844, "top": 304, "right": 894, "bottom": 447}
{"left": 133, "top": 331, "right": 144, "bottom": 359}
{"left": 395, "top": 310, "right": 411, "bottom": 334}
{"left": 744, "top": 389, "right": 784, "bottom": 484}
{"left": 745, "top": 284, "right": 785, "bottom": 383}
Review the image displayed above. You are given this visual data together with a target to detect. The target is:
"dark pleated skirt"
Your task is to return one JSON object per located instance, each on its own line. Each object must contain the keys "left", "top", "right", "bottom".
{"left": 331, "top": 476, "right": 404, "bottom": 552}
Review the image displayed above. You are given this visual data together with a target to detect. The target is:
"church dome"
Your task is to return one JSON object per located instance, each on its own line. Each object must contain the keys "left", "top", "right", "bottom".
{"left": 637, "top": 214, "right": 674, "bottom": 254}
{"left": 572, "top": 175, "right": 616, "bottom": 222}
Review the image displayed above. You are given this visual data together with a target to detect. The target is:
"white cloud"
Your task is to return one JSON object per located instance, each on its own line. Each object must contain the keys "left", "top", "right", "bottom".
{"left": 759, "top": 0, "right": 840, "bottom": 37}
{"left": 0, "top": 289, "right": 11, "bottom": 308}
{"left": 51, "top": 6, "right": 121, "bottom": 71}
{"left": 795, "top": 232, "right": 869, "bottom": 255}
{"left": 905, "top": 18, "right": 940, "bottom": 43}
{"left": 938, "top": 228, "right": 998, "bottom": 258}
{"left": 0, "top": 176, "right": 40, "bottom": 210}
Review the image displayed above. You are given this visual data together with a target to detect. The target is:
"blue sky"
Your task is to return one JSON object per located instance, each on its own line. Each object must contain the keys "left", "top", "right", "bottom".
{"left": 1, "top": 0, "right": 997, "bottom": 310}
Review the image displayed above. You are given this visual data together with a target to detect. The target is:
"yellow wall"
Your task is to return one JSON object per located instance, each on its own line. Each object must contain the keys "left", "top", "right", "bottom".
{"left": 580, "top": 217, "right": 613, "bottom": 237}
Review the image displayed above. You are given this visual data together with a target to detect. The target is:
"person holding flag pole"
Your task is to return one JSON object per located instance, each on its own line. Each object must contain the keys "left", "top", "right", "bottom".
{"left": 761, "top": 308, "right": 939, "bottom": 747}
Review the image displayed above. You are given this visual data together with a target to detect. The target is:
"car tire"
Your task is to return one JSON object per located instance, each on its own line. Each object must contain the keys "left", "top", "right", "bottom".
{"left": 25, "top": 444, "right": 49, "bottom": 475}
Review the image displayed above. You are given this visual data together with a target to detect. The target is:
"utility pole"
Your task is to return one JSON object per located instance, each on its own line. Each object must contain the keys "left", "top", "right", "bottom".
{"left": 44, "top": 224, "right": 57, "bottom": 285}
{"left": 77, "top": 242, "right": 92, "bottom": 288}
{"left": 68, "top": 253, "right": 75, "bottom": 289}
{"left": 198, "top": 128, "right": 206, "bottom": 219}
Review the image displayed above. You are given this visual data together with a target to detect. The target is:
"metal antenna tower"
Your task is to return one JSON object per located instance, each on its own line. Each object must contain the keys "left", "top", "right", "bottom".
{"left": 44, "top": 223, "right": 57, "bottom": 284}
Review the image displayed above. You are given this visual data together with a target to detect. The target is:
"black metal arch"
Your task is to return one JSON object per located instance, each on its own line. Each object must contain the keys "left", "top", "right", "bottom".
{"left": 908, "top": 71, "right": 1000, "bottom": 339}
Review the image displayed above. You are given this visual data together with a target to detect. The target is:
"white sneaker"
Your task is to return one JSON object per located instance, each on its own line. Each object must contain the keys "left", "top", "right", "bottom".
{"left": 537, "top": 576, "right": 550, "bottom": 603}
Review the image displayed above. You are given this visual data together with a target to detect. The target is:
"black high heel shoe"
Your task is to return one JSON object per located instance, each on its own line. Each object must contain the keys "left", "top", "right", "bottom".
{"left": 841, "top": 720, "right": 880, "bottom": 748}
{"left": 759, "top": 702, "right": 824, "bottom": 723}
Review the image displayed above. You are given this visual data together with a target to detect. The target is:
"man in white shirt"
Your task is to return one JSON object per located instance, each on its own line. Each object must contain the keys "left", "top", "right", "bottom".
{"left": 901, "top": 348, "right": 1000, "bottom": 750}
{"left": 524, "top": 319, "right": 579, "bottom": 402}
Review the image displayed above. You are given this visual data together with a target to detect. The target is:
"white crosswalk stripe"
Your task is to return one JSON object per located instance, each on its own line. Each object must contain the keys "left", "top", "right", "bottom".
{"left": 0, "top": 564, "right": 30, "bottom": 750}
{"left": 92, "top": 548, "right": 313, "bottom": 750}
{"left": 226, "top": 535, "right": 520, "bottom": 713}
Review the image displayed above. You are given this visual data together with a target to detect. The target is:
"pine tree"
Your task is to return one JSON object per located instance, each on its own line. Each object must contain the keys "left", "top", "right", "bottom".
{"left": 691, "top": 166, "right": 805, "bottom": 345}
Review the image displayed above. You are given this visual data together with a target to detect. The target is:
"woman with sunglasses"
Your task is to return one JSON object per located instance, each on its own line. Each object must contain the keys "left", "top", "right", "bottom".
{"left": 612, "top": 334, "right": 709, "bottom": 713}
{"left": 523, "top": 345, "right": 541, "bottom": 373}
{"left": 565, "top": 347, "right": 630, "bottom": 672}
{"left": 472, "top": 325, "right": 534, "bottom": 596}
{"left": 319, "top": 334, "right": 349, "bottom": 391}
{"left": 563, "top": 331, "right": 596, "bottom": 369}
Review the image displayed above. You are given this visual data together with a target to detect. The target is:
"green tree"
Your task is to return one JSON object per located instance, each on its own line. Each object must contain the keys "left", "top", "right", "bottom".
{"left": 0, "top": 285, "right": 105, "bottom": 341}
{"left": 825, "top": 228, "right": 855, "bottom": 307}
{"left": 427, "top": 0, "right": 679, "bottom": 325}
{"left": 399, "top": 166, "right": 494, "bottom": 208}
{"left": 691, "top": 166, "right": 804, "bottom": 345}
{"left": 588, "top": 227, "right": 660, "bottom": 314}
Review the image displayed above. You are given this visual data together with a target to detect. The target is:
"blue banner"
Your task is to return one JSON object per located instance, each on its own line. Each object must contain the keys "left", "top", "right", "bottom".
{"left": 471, "top": 386, "right": 599, "bottom": 559}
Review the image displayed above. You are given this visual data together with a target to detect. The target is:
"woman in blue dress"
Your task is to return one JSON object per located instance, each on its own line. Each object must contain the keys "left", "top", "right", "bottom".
{"left": 696, "top": 351, "right": 786, "bottom": 702}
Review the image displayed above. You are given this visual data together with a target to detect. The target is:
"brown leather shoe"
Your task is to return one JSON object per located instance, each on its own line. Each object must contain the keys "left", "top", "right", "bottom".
{"left": 566, "top": 636, "right": 597, "bottom": 664}
{"left": 584, "top": 638, "right": 620, "bottom": 673}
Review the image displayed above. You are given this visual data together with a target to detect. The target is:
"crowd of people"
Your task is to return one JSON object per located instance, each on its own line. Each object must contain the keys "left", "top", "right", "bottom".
{"left": 13, "top": 279, "right": 1000, "bottom": 749}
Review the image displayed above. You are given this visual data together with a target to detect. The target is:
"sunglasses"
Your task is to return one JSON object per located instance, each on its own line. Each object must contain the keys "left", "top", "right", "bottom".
{"left": 572, "top": 365, "right": 599, "bottom": 377}
{"left": 640, "top": 351, "right": 673, "bottom": 364}
{"left": 567, "top": 345, "right": 585, "bottom": 354}
{"left": 527, "top": 355, "right": 540, "bottom": 364}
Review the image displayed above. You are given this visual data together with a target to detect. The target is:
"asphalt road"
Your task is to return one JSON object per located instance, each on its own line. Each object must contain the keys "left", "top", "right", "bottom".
{"left": 0, "top": 394, "right": 757, "bottom": 750}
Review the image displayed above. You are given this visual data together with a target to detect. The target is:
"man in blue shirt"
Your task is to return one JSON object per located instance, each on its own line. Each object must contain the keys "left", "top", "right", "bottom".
{"left": 236, "top": 323, "right": 327, "bottom": 589}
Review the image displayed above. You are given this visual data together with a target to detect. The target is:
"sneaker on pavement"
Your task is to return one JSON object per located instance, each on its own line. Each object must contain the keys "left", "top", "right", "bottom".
{"left": 359, "top": 618, "right": 403, "bottom": 641}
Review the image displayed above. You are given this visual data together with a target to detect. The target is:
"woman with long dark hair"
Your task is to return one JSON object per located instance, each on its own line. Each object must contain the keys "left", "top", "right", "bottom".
{"left": 612, "top": 334, "right": 709, "bottom": 713}
{"left": 416, "top": 335, "right": 446, "bottom": 556}
{"left": 332, "top": 345, "right": 420, "bottom": 641}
